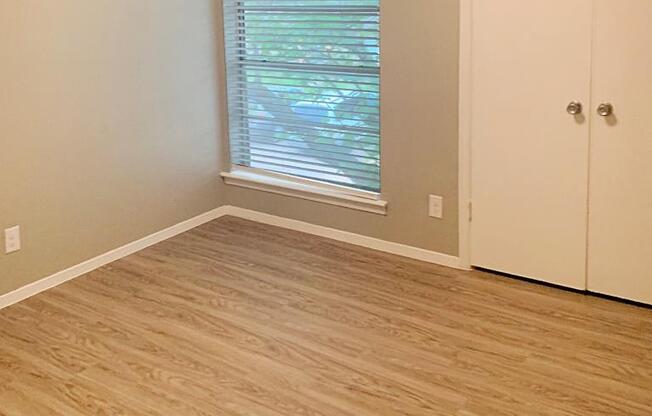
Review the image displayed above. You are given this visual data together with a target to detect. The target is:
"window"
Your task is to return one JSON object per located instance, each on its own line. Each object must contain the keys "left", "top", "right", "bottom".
{"left": 223, "top": 0, "right": 381, "bottom": 194}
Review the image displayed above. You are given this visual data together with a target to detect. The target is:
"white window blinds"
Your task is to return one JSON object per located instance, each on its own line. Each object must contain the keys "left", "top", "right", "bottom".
{"left": 223, "top": 0, "right": 381, "bottom": 192}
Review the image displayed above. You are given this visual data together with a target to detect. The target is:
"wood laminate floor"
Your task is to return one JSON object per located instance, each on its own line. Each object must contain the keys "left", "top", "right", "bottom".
{"left": 1, "top": 216, "right": 651, "bottom": 415}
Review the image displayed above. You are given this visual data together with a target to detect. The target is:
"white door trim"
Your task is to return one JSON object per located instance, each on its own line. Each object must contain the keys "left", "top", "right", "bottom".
{"left": 458, "top": 0, "right": 473, "bottom": 270}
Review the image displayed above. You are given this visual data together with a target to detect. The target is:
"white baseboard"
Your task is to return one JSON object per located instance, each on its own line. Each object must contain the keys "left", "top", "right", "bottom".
{"left": 1, "top": 205, "right": 464, "bottom": 310}
{"left": 221, "top": 206, "right": 463, "bottom": 270}
{"left": 0, "top": 207, "right": 230, "bottom": 310}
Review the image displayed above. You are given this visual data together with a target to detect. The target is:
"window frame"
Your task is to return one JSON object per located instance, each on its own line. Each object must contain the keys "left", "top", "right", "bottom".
{"left": 221, "top": 0, "right": 385, "bottom": 213}
{"left": 221, "top": 166, "right": 387, "bottom": 214}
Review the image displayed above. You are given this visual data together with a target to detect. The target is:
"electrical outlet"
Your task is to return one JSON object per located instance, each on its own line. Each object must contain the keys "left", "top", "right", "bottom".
{"left": 429, "top": 195, "right": 444, "bottom": 219}
{"left": 5, "top": 226, "right": 21, "bottom": 254}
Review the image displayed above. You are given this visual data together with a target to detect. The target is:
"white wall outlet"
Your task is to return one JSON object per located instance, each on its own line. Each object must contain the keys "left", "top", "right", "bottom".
{"left": 429, "top": 195, "right": 444, "bottom": 219}
{"left": 5, "top": 226, "right": 21, "bottom": 254}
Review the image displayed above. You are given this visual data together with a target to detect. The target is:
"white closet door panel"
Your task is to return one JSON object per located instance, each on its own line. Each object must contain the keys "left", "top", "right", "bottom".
{"left": 471, "top": 0, "right": 592, "bottom": 289}
{"left": 588, "top": 0, "right": 652, "bottom": 304}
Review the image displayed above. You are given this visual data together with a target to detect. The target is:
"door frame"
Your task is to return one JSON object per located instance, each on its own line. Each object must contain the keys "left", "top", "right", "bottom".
{"left": 458, "top": 0, "right": 473, "bottom": 269}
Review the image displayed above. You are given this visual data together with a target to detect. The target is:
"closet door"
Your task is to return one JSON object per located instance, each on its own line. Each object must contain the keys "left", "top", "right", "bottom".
{"left": 588, "top": 0, "right": 652, "bottom": 304}
{"left": 471, "top": 0, "right": 593, "bottom": 289}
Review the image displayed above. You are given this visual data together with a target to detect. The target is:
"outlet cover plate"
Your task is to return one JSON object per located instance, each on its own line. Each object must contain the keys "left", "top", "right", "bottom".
{"left": 5, "top": 226, "right": 21, "bottom": 254}
{"left": 429, "top": 195, "right": 444, "bottom": 219}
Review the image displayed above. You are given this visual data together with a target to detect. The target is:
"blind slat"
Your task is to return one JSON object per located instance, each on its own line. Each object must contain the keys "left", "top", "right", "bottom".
{"left": 232, "top": 149, "right": 380, "bottom": 176}
{"left": 228, "top": 92, "right": 379, "bottom": 109}
{"left": 231, "top": 105, "right": 380, "bottom": 125}
{"left": 231, "top": 133, "right": 380, "bottom": 152}
{"left": 231, "top": 117, "right": 380, "bottom": 139}
{"left": 232, "top": 156, "right": 380, "bottom": 182}
{"left": 230, "top": 86, "right": 379, "bottom": 101}
{"left": 231, "top": 77, "right": 380, "bottom": 91}
{"left": 230, "top": 129, "right": 381, "bottom": 147}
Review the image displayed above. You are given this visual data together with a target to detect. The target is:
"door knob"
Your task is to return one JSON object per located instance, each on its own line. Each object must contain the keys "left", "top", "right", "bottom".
{"left": 597, "top": 103, "right": 614, "bottom": 117}
{"left": 567, "top": 101, "right": 583, "bottom": 115}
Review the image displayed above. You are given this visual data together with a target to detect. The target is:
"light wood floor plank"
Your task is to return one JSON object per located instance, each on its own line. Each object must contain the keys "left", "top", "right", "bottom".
{"left": 1, "top": 216, "right": 651, "bottom": 415}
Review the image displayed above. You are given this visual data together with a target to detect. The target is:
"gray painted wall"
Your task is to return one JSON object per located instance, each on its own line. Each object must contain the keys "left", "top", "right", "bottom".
{"left": 1, "top": 0, "right": 460, "bottom": 297}
{"left": 0, "top": 1, "right": 226, "bottom": 295}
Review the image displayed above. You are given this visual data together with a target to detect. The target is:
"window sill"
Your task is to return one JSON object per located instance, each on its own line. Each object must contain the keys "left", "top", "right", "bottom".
{"left": 221, "top": 169, "right": 388, "bottom": 215}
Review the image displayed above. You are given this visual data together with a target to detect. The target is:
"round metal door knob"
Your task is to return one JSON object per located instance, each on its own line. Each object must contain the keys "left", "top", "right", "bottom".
{"left": 597, "top": 103, "right": 614, "bottom": 117}
{"left": 567, "top": 101, "right": 583, "bottom": 115}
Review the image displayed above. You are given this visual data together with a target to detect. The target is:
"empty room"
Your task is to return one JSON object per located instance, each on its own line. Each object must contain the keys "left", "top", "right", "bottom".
{"left": 1, "top": 1, "right": 651, "bottom": 415}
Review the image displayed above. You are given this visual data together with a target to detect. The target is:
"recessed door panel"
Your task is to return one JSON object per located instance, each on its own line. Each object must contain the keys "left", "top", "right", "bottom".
{"left": 471, "top": 0, "right": 593, "bottom": 289}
